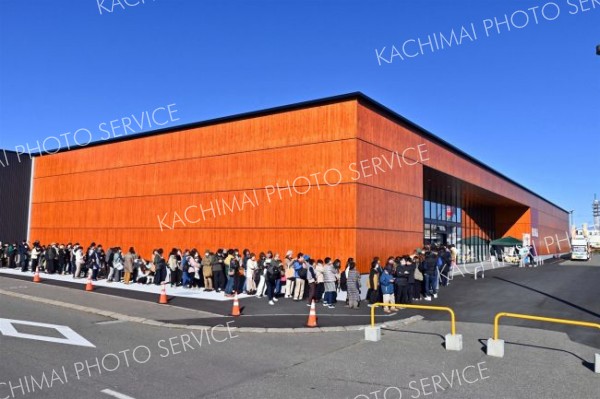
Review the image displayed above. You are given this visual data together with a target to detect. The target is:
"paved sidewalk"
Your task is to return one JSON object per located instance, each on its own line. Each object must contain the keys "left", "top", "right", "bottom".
{"left": 0, "top": 267, "right": 244, "bottom": 301}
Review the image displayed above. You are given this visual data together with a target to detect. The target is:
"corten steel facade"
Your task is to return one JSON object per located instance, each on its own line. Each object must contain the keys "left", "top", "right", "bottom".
{"left": 2, "top": 93, "right": 568, "bottom": 273}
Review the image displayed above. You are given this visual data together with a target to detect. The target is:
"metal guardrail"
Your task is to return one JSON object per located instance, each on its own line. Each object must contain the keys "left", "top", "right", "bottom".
{"left": 493, "top": 312, "right": 600, "bottom": 340}
{"left": 473, "top": 265, "right": 485, "bottom": 280}
{"left": 370, "top": 303, "right": 457, "bottom": 335}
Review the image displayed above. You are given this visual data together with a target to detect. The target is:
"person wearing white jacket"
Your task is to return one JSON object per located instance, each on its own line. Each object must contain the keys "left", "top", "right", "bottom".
{"left": 245, "top": 253, "right": 257, "bottom": 294}
{"left": 73, "top": 245, "right": 85, "bottom": 279}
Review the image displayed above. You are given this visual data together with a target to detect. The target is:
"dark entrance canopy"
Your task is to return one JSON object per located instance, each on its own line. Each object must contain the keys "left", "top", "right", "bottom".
{"left": 490, "top": 236, "right": 523, "bottom": 246}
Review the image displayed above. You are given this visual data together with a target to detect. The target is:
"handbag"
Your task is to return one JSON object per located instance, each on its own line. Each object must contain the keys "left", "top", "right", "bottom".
{"left": 414, "top": 267, "right": 423, "bottom": 281}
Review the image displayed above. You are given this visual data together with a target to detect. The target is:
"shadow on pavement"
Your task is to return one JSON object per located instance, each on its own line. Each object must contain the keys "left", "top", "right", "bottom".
{"left": 478, "top": 338, "right": 595, "bottom": 370}
{"left": 493, "top": 276, "right": 600, "bottom": 319}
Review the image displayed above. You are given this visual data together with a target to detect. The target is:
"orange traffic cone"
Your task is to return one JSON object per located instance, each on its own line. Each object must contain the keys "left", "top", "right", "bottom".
{"left": 230, "top": 292, "right": 241, "bottom": 317}
{"left": 85, "top": 275, "right": 94, "bottom": 292}
{"left": 158, "top": 283, "right": 168, "bottom": 304}
{"left": 33, "top": 267, "right": 41, "bottom": 283}
{"left": 306, "top": 300, "right": 318, "bottom": 327}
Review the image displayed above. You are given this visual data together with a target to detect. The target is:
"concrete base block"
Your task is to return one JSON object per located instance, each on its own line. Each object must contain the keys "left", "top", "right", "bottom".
{"left": 445, "top": 334, "right": 463, "bottom": 351}
{"left": 486, "top": 338, "right": 505, "bottom": 358}
{"left": 595, "top": 354, "right": 600, "bottom": 374}
{"left": 364, "top": 326, "right": 381, "bottom": 342}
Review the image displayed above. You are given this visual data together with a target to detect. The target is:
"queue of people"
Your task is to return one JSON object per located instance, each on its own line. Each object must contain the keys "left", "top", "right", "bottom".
{"left": 0, "top": 240, "right": 457, "bottom": 310}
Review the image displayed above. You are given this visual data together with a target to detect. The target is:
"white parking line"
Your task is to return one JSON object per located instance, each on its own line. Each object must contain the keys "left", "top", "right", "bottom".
{"left": 0, "top": 318, "right": 95, "bottom": 348}
{"left": 101, "top": 389, "right": 137, "bottom": 399}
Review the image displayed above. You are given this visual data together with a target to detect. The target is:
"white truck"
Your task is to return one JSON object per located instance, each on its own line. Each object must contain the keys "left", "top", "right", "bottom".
{"left": 587, "top": 230, "right": 600, "bottom": 250}
{"left": 570, "top": 235, "right": 591, "bottom": 261}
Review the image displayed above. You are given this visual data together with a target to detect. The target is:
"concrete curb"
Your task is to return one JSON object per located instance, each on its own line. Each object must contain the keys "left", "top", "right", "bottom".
{"left": 0, "top": 288, "right": 424, "bottom": 333}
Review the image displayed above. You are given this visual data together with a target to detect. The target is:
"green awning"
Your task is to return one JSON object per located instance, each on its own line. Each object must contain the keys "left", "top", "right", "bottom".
{"left": 490, "top": 236, "right": 523, "bottom": 246}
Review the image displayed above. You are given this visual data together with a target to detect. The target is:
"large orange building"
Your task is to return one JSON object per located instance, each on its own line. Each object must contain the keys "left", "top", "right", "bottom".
{"left": 3, "top": 93, "right": 568, "bottom": 272}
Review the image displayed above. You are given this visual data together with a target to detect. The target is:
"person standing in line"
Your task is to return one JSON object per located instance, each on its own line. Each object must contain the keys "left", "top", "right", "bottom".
{"left": 293, "top": 253, "right": 307, "bottom": 301}
{"left": 168, "top": 248, "right": 180, "bottom": 287}
{"left": 439, "top": 246, "right": 451, "bottom": 287}
{"left": 56, "top": 244, "right": 66, "bottom": 274}
{"left": 255, "top": 252, "right": 267, "bottom": 298}
{"left": 240, "top": 249, "right": 250, "bottom": 294}
{"left": 284, "top": 250, "right": 295, "bottom": 298}
{"left": 106, "top": 246, "right": 116, "bottom": 282}
{"left": 266, "top": 253, "right": 282, "bottom": 305}
{"left": 224, "top": 250, "right": 238, "bottom": 297}
{"left": 200, "top": 250, "right": 212, "bottom": 291}
{"left": 7, "top": 243, "right": 17, "bottom": 269}
{"left": 88, "top": 244, "right": 102, "bottom": 281}
{"left": 187, "top": 249, "right": 202, "bottom": 288}
{"left": 315, "top": 259, "right": 325, "bottom": 303}
{"left": 450, "top": 244, "right": 458, "bottom": 270}
{"left": 423, "top": 247, "right": 439, "bottom": 301}
{"left": 380, "top": 266, "right": 395, "bottom": 313}
{"left": 245, "top": 253, "right": 258, "bottom": 295}
{"left": 305, "top": 259, "right": 318, "bottom": 306}
{"left": 153, "top": 248, "right": 167, "bottom": 285}
{"left": 30, "top": 242, "right": 41, "bottom": 273}
{"left": 322, "top": 257, "right": 337, "bottom": 308}
{"left": 73, "top": 244, "right": 84, "bottom": 278}
{"left": 123, "top": 247, "right": 137, "bottom": 284}
{"left": 112, "top": 247, "right": 124, "bottom": 283}
{"left": 233, "top": 250, "right": 243, "bottom": 294}
{"left": 395, "top": 256, "right": 411, "bottom": 305}
{"left": 367, "top": 257, "right": 381, "bottom": 307}
{"left": 19, "top": 240, "right": 30, "bottom": 272}
{"left": 346, "top": 260, "right": 361, "bottom": 309}
{"left": 212, "top": 249, "right": 225, "bottom": 292}
{"left": 44, "top": 243, "right": 57, "bottom": 274}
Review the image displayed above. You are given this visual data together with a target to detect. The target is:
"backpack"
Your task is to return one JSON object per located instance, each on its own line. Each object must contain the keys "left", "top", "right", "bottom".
{"left": 339, "top": 270, "right": 348, "bottom": 291}
{"left": 298, "top": 266, "right": 307, "bottom": 280}
{"left": 268, "top": 262, "right": 281, "bottom": 280}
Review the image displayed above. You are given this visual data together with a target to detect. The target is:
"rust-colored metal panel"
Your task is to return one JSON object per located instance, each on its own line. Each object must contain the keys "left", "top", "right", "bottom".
{"left": 33, "top": 101, "right": 358, "bottom": 178}
{"left": 30, "top": 102, "right": 361, "bottom": 265}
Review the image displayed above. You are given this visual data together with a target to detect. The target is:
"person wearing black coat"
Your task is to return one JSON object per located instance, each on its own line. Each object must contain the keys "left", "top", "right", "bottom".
{"left": 422, "top": 248, "right": 439, "bottom": 300}
{"left": 153, "top": 248, "right": 167, "bottom": 285}
{"left": 395, "top": 257, "right": 412, "bottom": 304}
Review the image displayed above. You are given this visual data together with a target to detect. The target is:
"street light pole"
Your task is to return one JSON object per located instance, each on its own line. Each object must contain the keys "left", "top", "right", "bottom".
{"left": 569, "top": 210, "right": 575, "bottom": 233}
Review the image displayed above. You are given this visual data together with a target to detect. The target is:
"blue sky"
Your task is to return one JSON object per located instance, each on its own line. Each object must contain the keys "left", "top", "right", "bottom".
{"left": 0, "top": 0, "right": 598, "bottom": 227}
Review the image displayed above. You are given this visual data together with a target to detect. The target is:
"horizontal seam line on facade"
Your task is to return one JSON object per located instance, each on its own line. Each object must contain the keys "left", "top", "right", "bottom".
{"left": 28, "top": 226, "right": 424, "bottom": 233}
{"left": 355, "top": 181, "right": 422, "bottom": 200}
{"left": 32, "top": 137, "right": 357, "bottom": 180}
{"left": 355, "top": 137, "right": 424, "bottom": 165}
{"left": 31, "top": 182, "right": 425, "bottom": 205}
{"left": 30, "top": 182, "right": 360, "bottom": 204}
